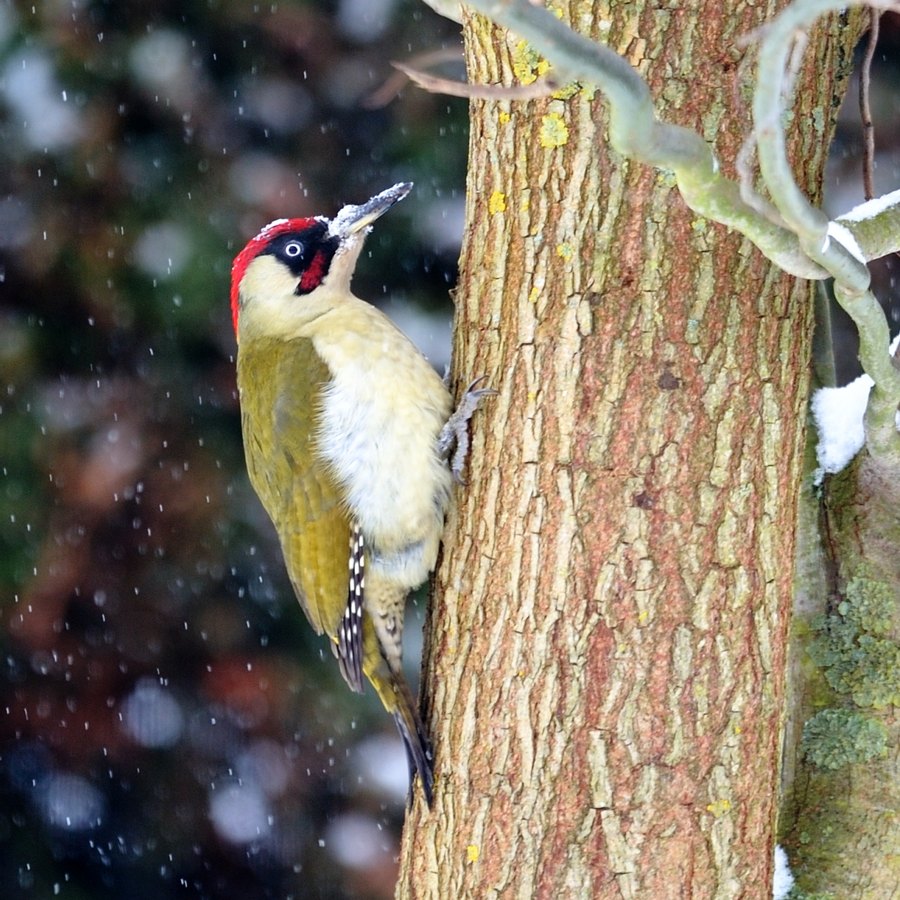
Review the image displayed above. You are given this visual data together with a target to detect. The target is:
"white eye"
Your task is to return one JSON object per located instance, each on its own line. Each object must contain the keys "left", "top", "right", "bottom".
{"left": 284, "top": 241, "right": 303, "bottom": 258}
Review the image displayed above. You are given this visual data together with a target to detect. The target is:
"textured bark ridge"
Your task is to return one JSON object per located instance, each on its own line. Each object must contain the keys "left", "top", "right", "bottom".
{"left": 398, "top": 2, "right": 858, "bottom": 897}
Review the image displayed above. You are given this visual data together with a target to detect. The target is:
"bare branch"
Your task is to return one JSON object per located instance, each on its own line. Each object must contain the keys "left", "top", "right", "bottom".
{"left": 363, "top": 48, "right": 464, "bottom": 108}
{"left": 836, "top": 189, "right": 900, "bottom": 263}
{"left": 393, "top": 61, "right": 558, "bottom": 100}
{"left": 859, "top": 8, "right": 881, "bottom": 201}
{"left": 736, "top": 134, "right": 789, "bottom": 229}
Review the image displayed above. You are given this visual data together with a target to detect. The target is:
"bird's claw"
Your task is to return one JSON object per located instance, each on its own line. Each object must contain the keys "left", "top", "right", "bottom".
{"left": 439, "top": 376, "right": 495, "bottom": 484}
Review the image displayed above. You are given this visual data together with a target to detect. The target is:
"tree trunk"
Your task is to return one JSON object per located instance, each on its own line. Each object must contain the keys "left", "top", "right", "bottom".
{"left": 783, "top": 445, "right": 900, "bottom": 896}
{"left": 399, "top": 2, "right": 859, "bottom": 896}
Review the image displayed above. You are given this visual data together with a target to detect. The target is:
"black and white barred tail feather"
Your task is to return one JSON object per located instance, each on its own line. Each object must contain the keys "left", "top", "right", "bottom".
{"left": 337, "top": 524, "right": 365, "bottom": 693}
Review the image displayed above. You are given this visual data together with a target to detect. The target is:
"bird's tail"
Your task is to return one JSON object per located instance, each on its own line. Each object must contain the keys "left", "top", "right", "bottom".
{"left": 391, "top": 681, "right": 434, "bottom": 807}
{"left": 367, "top": 654, "right": 434, "bottom": 806}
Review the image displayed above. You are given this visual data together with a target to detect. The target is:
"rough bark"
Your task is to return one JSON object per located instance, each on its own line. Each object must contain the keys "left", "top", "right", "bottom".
{"left": 398, "top": 2, "right": 859, "bottom": 897}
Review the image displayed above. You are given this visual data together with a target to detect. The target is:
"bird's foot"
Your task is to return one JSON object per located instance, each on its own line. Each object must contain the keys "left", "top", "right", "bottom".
{"left": 438, "top": 376, "right": 495, "bottom": 483}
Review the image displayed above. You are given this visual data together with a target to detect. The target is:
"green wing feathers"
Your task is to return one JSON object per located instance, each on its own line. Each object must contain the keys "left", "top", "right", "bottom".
{"left": 239, "top": 334, "right": 435, "bottom": 804}
{"left": 238, "top": 337, "right": 350, "bottom": 639}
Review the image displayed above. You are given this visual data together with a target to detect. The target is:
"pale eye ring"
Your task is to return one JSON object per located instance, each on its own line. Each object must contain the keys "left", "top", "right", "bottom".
{"left": 284, "top": 241, "right": 303, "bottom": 258}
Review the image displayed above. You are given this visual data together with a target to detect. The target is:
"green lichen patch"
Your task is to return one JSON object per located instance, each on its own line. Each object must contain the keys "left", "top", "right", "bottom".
{"left": 838, "top": 576, "right": 893, "bottom": 635}
{"left": 800, "top": 708, "right": 888, "bottom": 770}
{"left": 540, "top": 112, "right": 569, "bottom": 148}
{"left": 809, "top": 576, "right": 900, "bottom": 708}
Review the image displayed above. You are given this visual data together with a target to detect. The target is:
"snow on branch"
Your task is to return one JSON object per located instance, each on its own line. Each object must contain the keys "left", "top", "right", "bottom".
{"left": 836, "top": 188, "right": 900, "bottom": 262}
{"left": 812, "top": 334, "right": 900, "bottom": 481}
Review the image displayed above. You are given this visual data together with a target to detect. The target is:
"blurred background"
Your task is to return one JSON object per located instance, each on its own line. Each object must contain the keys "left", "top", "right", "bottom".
{"left": 0, "top": 2, "right": 897, "bottom": 898}
{"left": 0, "top": 1, "right": 465, "bottom": 897}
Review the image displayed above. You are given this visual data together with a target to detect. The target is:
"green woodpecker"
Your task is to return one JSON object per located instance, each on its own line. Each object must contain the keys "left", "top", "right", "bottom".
{"left": 230, "top": 183, "right": 486, "bottom": 806}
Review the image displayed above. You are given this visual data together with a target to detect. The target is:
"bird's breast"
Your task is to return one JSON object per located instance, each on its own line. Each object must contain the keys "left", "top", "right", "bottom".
{"left": 314, "top": 347, "right": 453, "bottom": 588}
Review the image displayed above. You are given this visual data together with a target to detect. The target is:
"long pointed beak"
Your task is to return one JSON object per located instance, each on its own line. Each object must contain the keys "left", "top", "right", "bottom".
{"left": 328, "top": 182, "right": 413, "bottom": 238}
